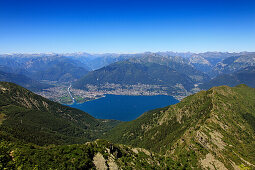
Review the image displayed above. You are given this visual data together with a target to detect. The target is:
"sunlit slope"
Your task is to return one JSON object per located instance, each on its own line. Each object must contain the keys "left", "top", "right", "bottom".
{"left": 106, "top": 84, "right": 255, "bottom": 169}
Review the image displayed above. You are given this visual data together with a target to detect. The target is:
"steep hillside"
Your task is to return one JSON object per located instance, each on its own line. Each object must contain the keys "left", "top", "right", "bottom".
{"left": 106, "top": 84, "right": 255, "bottom": 169}
{"left": 199, "top": 66, "right": 255, "bottom": 89}
{"left": 0, "top": 82, "right": 119, "bottom": 146}
{"left": 73, "top": 61, "right": 195, "bottom": 94}
{"left": 0, "top": 70, "right": 52, "bottom": 92}
{"left": 0, "top": 137, "right": 178, "bottom": 169}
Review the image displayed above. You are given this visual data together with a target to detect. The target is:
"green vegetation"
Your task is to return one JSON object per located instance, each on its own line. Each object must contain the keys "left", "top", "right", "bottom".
{"left": 1, "top": 81, "right": 255, "bottom": 169}
{"left": 0, "top": 82, "right": 120, "bottom": 146}
{"left": 74, "top": 96, "right": 88, "bottom": 103}
{"left": 0, "top": 134, "right": 178, "bottom": 169}
{"left": 0, "top": 113, "right": 5, "bottom": 124}
{"left": 106, "top": 84, "right": 255, "bottom": 169}
{"left": 60, "top": 95, "right": 73, "bottom": 104}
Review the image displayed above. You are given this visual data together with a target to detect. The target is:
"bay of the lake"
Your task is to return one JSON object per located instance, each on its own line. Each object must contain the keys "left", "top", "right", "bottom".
{"left": 68, "top": 94, "right": 179, "bottom": 121}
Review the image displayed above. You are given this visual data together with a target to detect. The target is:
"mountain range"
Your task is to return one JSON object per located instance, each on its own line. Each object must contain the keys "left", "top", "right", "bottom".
{"left": 214, "top": 55, "right": 255, "bottom": 75}
{"left": 73, "top": 54, "right": 213, "bottom": 97}
{"left": 0, "top": 70, "right": 52, "bottom": 92}
{"left": 0, "top": 55, "right": 89, "bottom": 83}
{"left": 199, "top": 66, "right": 255, "bottom": 89}
{"left": 1, "top": 52, "right": 255, "bottom": 96}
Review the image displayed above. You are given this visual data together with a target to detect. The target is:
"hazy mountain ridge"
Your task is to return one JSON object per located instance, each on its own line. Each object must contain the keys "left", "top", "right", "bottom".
{"left": 0, "top": 70, "right": 52, "bottom": 92}
{"left": 214, "top": 55, "right": 255, "bottom": 75}
{"left": 67, "top": 53, "right": 135, "bottom": 70}
{"left": 0, "top": 55, "right": 89, "bottom": 83}
{"left": 128, "top": 54, "right": 210, "bottom": 83}
{"left": 1, "top": 52, "right": 255, "bottom": 103}
{"left": 199, "top": 66, "right": 255, "bottom": 89}
{"left": 187, "top": 52, "right": 255, "bottom": 77}
{"left": 1, "top": 51, "right": 254, "bottom": 72}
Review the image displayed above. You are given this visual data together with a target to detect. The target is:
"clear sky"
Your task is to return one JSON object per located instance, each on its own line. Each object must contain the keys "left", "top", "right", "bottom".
{"left": 0, "top": 0, "right": 254, "bottom": 53}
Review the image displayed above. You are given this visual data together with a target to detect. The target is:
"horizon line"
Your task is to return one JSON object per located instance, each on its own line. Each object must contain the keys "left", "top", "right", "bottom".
{"left": 0, "top": 51, "right": 254, "bottom": 56}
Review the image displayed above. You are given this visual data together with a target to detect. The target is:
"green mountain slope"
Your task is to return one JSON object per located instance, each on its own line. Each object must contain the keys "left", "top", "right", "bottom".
{"left": 106, "top": 84, "right": 255, "bottom": 169}
{"left": 1, "top": 82, "right": 255, "bottom": 169}
{"left": 0, "top": 82, "right": 119, "bottom": 146}
{"left": 74, "top": 61, "right": 195, "bottom": 92}
{"left": 200, "top": 66, "right": 255, "bottom": 89}
{"left": 1, "top": 137, "right": 175, "bottom": 169}
{"left": 0, "top": 82, "right": 167, "bottom": 169}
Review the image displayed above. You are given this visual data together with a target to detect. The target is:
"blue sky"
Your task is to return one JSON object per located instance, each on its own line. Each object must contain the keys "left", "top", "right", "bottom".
{"left": 0, "top": 0, "right": 254, "bottom": 53}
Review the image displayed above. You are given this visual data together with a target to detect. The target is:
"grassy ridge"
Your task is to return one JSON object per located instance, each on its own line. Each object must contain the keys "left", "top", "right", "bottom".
{"left": 106, "top": 84, "right": 255, "bottom": 169}
{"left": 0, "top": 133, "right": 178, "bottom": 169}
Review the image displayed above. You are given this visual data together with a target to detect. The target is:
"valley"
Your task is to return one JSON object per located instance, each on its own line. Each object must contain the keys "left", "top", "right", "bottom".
{"left": 24, "top": 52, "right": 255, "bottom": 106}
{"left": 37, "top": 83, "right": 187, "bottom": 105}
{"left": 2, "top": 52, "right": 255, "bottom": 106}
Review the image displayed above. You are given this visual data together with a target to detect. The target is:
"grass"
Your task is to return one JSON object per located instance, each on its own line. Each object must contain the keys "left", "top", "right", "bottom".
{"left": 0, "top": 113, "right": 5, "bottom": 124}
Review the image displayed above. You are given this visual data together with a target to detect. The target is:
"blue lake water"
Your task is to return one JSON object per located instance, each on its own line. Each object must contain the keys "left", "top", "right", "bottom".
{"left": 68, "top": 94, "right": 179, "bottom": 121}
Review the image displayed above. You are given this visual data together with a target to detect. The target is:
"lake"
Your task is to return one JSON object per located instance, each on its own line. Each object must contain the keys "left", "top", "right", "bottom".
{"left": 68, "top": 94, "right": 179, "bottom": 121}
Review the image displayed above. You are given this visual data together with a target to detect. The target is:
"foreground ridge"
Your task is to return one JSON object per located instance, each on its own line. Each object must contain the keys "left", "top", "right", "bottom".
{"left": 106, "top": 84, "right": 255, "bottom": 169}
